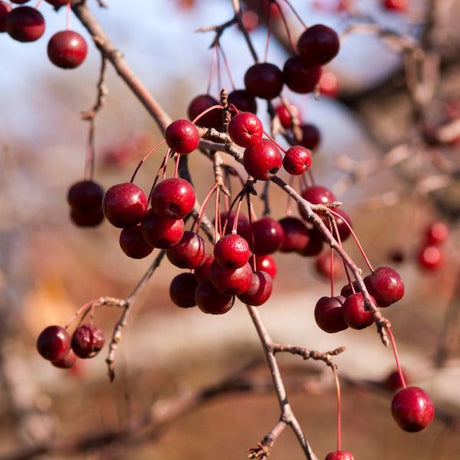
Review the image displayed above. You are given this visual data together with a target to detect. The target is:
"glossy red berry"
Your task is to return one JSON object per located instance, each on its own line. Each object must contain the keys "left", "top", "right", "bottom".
{"left": 283, "top": 56, "right": 322, "bottom": 94}
{"left": 141, "top": 210, "right": 184, "bottom": 248}
{"left": 71, "top": 324, "right": 105, "bottom": 359}
{"left": 228, "top": 112, "right": 264, "bottom": 148}
{"left": 251, "top": 216, "right": 284, "bottom": 255}
{"left": 166, "top": 230, "right": 206, "bottom": 268}
{"left": 417, "top": 245, "right": 444, "bottom": 270}
{"left": 276, "top": 102, "right": 302, "bottom": 129}
{"left": 325, "top": 451, "right": 355, "bottom": 460}
{"left": 210, "top": 260, "right": 253, "bottom": 295}
{"left": 195, "top": 279, "right": 234, "bottom": 314}
{"left": 165, "top": 119, "right": 200, "bottom": 154}
{"left": 150, "top": 178, "right": 195, "bottom": 219}
{"left": 52, "top": 349, "right": 77, "bottom": 369}
{"left": 283, "top": 145, "right": 312, "bottom": 175}
{"left": 255, "top": 254, "right": 277, "bottom": 279}
{"left": 169, "top": 272, "right": 198, "bottom": 308}
{"left": 243, "top": 139, "right": 282, "bottom": 180}
{"left": 187, "top": 93, "right": 222, "bottom": 129}
{"left": 297, "top": 24, "right": 340, "bottom": 65}
{"left": 342, "top": 292, "right": 374, "bottom": 329}
{"left": 103, "top": 182, "right": 148, "bottom": 228}
{"left": 314, "top": 296, "right": 348, "bottom": 333}
{"left": 119, "top": 225, "right": 154, "bottom": 259}
{"left": 6, "top": 6, "right": 45, "bottom": 42}
{"left": 299, "top": 123, "right": 321, "bottom": 150}
{"left": 37, "top": 325, "right": 71, "bottom": 361}
{"left": 391, "top": 386, "right": 434, "bottom": 432}
{"left": 279, "top": 216, "right": 310, "bottom": 253}
{"left": 244, "top": 62, "right": 284, "bottom": 100}
{"left": 0, "top": 2, "right": 12, "bottom": 33}
{"left": 67, "top": 180, "right": 104, "bottom": 212}
{"left": 424, "top": 221, "right": 449, "bottom": 246}
{"left": 383, "top": 0, "right": 408, "bottom": 12}
{"left": 47, "top": 30, "right": 87, "bottom": 69}
{"left": 228, "top": 89, "right": 257, "bottom": 114}
{"left": 364, "top": 266, "right": 404, "bottom": 307}
{"left": 214, "top": 233, "right": 250, "bottom": 269}
{"left": 237, "top": 270, "right": 273, "bottom": 306}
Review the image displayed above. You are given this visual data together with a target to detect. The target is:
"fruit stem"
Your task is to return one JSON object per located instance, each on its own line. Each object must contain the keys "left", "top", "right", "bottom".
{"left": 191, "top": 104, "right": 224, "bottom": 125}
{"left": 129, "top": 139, "right": 166, "bottom": 183}
{"left": 332, "top": 367, "right": 342, "bottom": 452}
{"left": 218, "top": 43, "right": 236, "bottom": 91}
{"left": 276, "top": 1, "right": 297, "bottom": 54}
{"left": 66, "top": 2, "right": 71, "bottom": 30}
{"left": 386, "top": 326, "right": 407, "bottom": 389}
{"left": 281, "top": 0, "right": 307, "bottom": 28}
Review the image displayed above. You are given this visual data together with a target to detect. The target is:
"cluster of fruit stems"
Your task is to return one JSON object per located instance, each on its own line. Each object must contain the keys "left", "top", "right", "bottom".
{"left": 64, "top": 0, "right": 412, "bottom": 457}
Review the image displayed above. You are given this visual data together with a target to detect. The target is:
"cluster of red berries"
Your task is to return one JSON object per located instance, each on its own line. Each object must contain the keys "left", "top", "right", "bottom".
{"left": 0, "top": 0, "right": 87, "bottom": 69}
{"left": 36, "top": 323, "right": 105, "bottom": 369}
{"left": 417, "top": 221, "right": 449, "bottom": 271}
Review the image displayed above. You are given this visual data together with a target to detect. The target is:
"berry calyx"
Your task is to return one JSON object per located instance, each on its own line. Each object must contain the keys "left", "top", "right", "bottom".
{"left": 71, "top": 324, "right": 105, "bottom": 359}
{"left": 47, "top": 30, "right": 88, "bottom": 69}
{"left": 283, "top": 145, "right": 312, "bottom": 175}
{"left": 150, "top": 178, "right": 195, "bottom": 219}
{"left": 391, "top": 386, "right": 435, "bottom": 432}
{"left": 243, "top": 139, "right": 282, "bottom": 180}
{"left": 228, "top": 112, "right": 264, "bottom": 148}
{"left": 244, "top": 62, "right": 284, "bottom": 100}
{"left": 364, "top": 266, "right": 404, "bottom": 307}
{"left": 165, "top": 119, "right": 200, "bottom": 154}
{"left": 297, "top": 24, "right": 340, "bottom": 65}
{"left": 6, "top": 6, "right": 45, "bottom": 42}
{"left": 37, "top": 325, "right": 71, "bottom": 361}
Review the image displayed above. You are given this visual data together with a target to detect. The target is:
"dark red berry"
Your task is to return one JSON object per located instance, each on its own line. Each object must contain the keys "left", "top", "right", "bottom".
{"left": 169, "top": 272, "right": 198, "bottom": 308}
{"left": 251, "top": 216, "right": 284, "bottom": 255}
{"left": 283, "top": 145, "right": 312, "bottom": 175}
{"left": 166, "top": 230, "right": 206, "bottom": 268}
{"left": 150, "top": 178, "right": 195, "bottom": 219}
{"left": 165, "top": 119, "right": 200, "bottom": 154}
{"left": 219, "top": 211, "right": 251, "bottom": 240}
{"left": 103, "top": 182, "right": 148, "bottom": 228}
{"left": 195, "top": 279, "right": 234, "bottom": 314}
{"left": 297, "top": 24, "right": 340, "bottom": 65}
{"left": 6, "top": 6, "right": 45, "bottom": 42}
{"left": 0, "top": 2, "right": 13, "bottom": 33}
{"left": 275, "top": 102, "right": 302, "bottom": 129}
{"left": 71, "top": 324, "right": 105, "bottom": 359}
{"left": 332, "top": 208, "right": 352, "bottom": 242}
{"left": 342, "top": 292, "right": 374, "bottom": 329}
{"left": 228, "top": 89, "right": 257, "bottom": 114}
{"left": 417, "top": 245, "right": 444, "bottom": 270}
{"left": 67, "top": 180, "right": 104, "bottom": 212}
{"left": 282, "top": 56, "right": 322, "bottom": 94}
{"left": 37, "top": 325, "right": 71, "bottom": 361}
{"left": 228, "top": 112, "right": 264, "bottom": 148}
{"left": 141, "top": 209, "right": 184, "bottom": 248}
{"left": 279, "top": 216, "right": 310, "bottom": 253}
{"left": 314, "top": 251, "right": 342, "bottom": 280}
{"left": 119, "top": 225, "right": 154, "bottom": 259}
{"left": 364, "top": 266, "right": 404, "bottom": 307}
{"left": 47, "top": 30, "right": 87, "bottom": 69}
{"left": 244, "top": 62, "right": 284, "bottom": 100}
{"left": 314, "top": 296, "right": 348, "bottom": 333}
{"left": 298, "top": 226, "right": 324, "bottom": 257}
{"left": 391, "top": 386, "right": 434, "bottom": 432}
{"left": 194, "top": 254, "right": 213, "bottom": 282}
{"left": 237, "top": 270, "right": 273, "bottom": 306}
{"left": 52, "top": 349, "right": 77, "bottom": 369}
{"left": 187, "top": 94, "right": 222, "bottom": 129}
{"left": 255, "top": 254, "right": 277, "bottom": 279}
{"left": 325, "top": 451, "right": 355, "bottom": 460}
{"left": 214, "top": 233, "right": 250, "bottom": 269}
{"left": 424, "top": 221, "right": 449, "bottom": 246}
{"left": 210, "top": 260, "right": 253, "bottom": 295}
{"left": 70, "top": 207, "right": 104, "bottom": 227}
{"left": 243, "top": 139, "right": 282, "bottom": 180}
{"left": 298, "top": 123, "right": 321, "bottom": 150}
{"left": 45, "top": 0, "right": 79, "bottom": 6}
{"left": 299, "top": 185, "right": 336, "bottom": 220}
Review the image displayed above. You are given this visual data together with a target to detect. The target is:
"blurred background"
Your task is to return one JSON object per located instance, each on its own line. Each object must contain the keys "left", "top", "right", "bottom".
{"left": 0, "top": 0, "right": 459, "bottom": 458}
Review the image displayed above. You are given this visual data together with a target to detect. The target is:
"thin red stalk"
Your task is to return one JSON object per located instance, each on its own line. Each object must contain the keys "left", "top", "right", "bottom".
{"left": 192, "top": 183, "right": 219, "bottom": 234}
{"left": 207, "top": 45, "right": 218, "bottom": 95}
{"left": 263, "top": 6, "right": 272, "bottom": 62}
{"left": 276, "top": 0, "right": 297, "bottom": 54}
{"left": 281, "top": 0, "right": 307, "bottom": 28}
{"left": 333, "top": 368, "right": 342, "bottom": 452}
{"left": 129, "top": 139, "right": 166, "bottom": 183}
{"left": 191, "top": 104, "right": 224, "bottom": 125}
{"left": 83, "top": 119, "right": 96, "bottom": 180}
{"left": 218, "top": 43, "right": 236, "bottom": 91}
{"left": 263, "top": 130, "right": 287, "bottom": 153}
{"left": 386, "top": 327, "right": 407, "bottom": 388}
{"left": 66, "top": 2, "right": 71, "bottom": 30}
